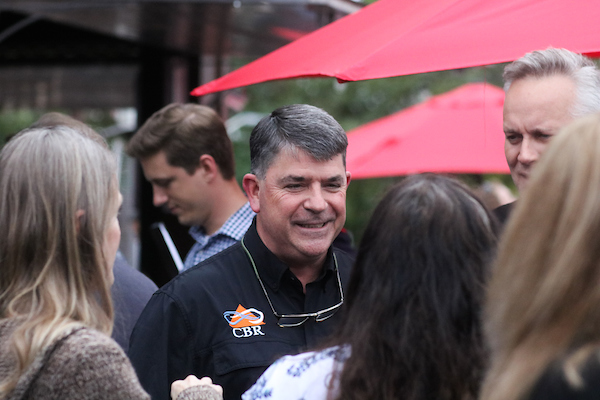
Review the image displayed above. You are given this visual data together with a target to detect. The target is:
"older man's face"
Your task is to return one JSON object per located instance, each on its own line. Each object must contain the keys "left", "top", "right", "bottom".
{"left": 244, "top": 148, "right": 350, "bottom": 268}
{"left": 503, "top": 75, "right": 576, "bottom": 191}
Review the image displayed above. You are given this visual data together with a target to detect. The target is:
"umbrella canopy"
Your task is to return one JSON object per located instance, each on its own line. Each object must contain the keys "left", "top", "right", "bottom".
{"left": 191, "top": 0, "right": 600, "bottom": 96}
{"left": 346, "top": 82, "right": 508, "bottom": 179}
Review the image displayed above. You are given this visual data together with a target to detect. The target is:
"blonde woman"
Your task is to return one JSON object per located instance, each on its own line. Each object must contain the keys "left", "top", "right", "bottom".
{"left": 482, "top": 113, "right": 600, "bottom": 400}
{"left": 0, "top": 126, "right": 221, "bottom": 400}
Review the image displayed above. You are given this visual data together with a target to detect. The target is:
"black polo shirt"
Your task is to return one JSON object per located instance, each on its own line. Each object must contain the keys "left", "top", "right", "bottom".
{"left": 128, "top": 221, "right": 354, "bottom": 400}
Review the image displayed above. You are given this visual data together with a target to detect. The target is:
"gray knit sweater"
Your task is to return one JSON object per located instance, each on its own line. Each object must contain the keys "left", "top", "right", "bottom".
{"left": 0, "top": 318, "right": 221, "bottom": 400}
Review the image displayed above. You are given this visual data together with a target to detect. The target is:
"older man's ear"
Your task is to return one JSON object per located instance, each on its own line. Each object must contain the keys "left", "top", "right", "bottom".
{"left": 242, "top": 173, "right": 261, "bottom": 214}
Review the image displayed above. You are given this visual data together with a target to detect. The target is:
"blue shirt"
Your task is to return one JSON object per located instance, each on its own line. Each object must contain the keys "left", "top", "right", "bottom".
{"left": 183, "top": 202, "right": 255, "bottom": 270}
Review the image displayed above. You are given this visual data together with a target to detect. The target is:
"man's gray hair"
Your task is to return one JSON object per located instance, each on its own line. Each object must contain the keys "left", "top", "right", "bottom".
{"left": 503, "top": 48, "right": 600, "bottom": 118}
{"left": 249, "top": 104, "right": 348, "bottom": 179}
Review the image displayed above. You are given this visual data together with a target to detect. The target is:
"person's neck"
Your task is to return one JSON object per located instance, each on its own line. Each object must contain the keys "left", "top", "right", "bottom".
{"left": 204, "top": 181, "right": 248, "bottom": 235}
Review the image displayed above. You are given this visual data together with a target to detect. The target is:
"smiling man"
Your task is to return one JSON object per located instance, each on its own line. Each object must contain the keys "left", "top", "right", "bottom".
{"left": 127, "top": 104, "right": 254, "bottom": 271}
{"left": 494, "top": 48, "right": 600, "bottom": 225}
{"left": 128, "top": 104, "right": 354, "bottom": 400}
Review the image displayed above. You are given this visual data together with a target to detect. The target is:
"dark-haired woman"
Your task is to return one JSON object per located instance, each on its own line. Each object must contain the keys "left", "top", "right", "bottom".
{"left": 243, "top": 173, "right": 497, "bottom": 400}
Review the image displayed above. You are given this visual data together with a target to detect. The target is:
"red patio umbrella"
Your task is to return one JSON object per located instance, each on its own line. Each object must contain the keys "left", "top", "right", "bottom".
{"left": 346, "top": 82, "right": 508, "bottom": 179}
{"left": 191, "top": 0, "right": 600, "bottom": 96}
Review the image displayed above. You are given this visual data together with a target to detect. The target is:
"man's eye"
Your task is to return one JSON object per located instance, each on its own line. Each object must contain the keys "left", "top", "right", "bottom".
{"left": 155, "top": 180, "right": 172, "bottom": 188}
{"left": 537, "top": 133, "right": 552, "bottom": 140}
{"left": 505, "top": 134, "right": 521, "bottom": 143}
{"left": 285, "top": 184, "right": 302, "bottom": 189}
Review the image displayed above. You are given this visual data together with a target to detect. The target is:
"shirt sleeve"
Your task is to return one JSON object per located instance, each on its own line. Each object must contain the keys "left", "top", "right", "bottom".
{"left": 128, "top": 291, "right": 196, "bottom": 400}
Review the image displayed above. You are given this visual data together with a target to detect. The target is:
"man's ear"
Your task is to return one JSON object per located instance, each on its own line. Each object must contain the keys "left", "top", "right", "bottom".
{"left": 197, "top": 154, "right": 219, "bottom": 181}
{"left": 242, "top": 173, "right": 261, "bottom": 213}
{"left": 345, "top": 171, "right": 352, "bottom": 188}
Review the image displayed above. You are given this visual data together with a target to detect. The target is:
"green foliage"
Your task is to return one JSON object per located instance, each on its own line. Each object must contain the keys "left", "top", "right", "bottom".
{"left": 232, "top": 64, "right": 510, "bottom": 244}
{"left": 0, "top": 108, "right": 116, "bottom": 147}
{"left": 239, "top": 64, "right": 504, "bottom": 127}
{"left": 343, "top": 176, "right": 400, "bottom": 245}
{"left": 0, "top": 109, "right": 41, "bottom": 145}
{"left": 233, "top": 132, "right": 253, "bottom": 183}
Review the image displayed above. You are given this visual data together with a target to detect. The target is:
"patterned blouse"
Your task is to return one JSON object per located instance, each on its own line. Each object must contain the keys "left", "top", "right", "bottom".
{"left": 242, "top": 345, "right": 350, "bottom": 400}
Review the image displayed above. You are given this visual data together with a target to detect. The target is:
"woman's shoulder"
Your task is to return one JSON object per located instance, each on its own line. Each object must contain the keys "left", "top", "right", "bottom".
{"left": 242, "top": 345, "right": 349, "bottom": 400}
{"left": 1, "top": 319, "right": 148, "bottom": 400}
{"left": 0, "top": 318, "right": 120, "bottom": 359}
{"left": 33, "top": 325, "right": 149, "bottom": 399}
{"left": 44, "top": 324, "right": 129, "bottom": 368}
{"left": 60, "top": 325, "right": 121, "bottom": 353}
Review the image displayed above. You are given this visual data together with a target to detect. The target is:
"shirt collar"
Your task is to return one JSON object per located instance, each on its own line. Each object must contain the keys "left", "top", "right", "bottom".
{"left": 188, "top": 202, "right": 255, "bottom": 242}
{"left": 243, "top": 218, "right": 336, "bottom": 292}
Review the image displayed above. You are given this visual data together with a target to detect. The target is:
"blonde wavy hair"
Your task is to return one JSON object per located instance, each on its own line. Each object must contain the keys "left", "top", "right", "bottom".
{"left": 0, "top": 126, "right": 118, "bottom": 395}
{"left": 481, "top": 113, "right": 600, "bottom": 400}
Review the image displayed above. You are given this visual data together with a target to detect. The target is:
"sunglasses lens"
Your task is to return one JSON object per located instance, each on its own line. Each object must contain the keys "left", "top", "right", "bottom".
{"left": 277, "top": 316, "right": 310, "bottom": 328}
{"left": 315, "top": 304, "right": 341, "bottom": 322}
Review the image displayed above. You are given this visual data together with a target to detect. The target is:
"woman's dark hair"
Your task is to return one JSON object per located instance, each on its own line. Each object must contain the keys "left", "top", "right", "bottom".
{"left": 331, "top": 173, "right": 497, "bottom": 400}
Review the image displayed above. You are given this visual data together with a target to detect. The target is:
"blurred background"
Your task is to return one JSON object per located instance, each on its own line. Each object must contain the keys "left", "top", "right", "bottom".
{"left": 0, "top": 0, "right": 514, "bottom": 286}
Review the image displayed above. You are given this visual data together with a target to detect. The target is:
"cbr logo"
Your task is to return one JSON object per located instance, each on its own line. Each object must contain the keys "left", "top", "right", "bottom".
{"left": 223, "top": 304, "right": 266, "bottom": 338}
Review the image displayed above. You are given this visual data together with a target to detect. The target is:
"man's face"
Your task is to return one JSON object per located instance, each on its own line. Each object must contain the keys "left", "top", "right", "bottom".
{"left": 503, "top": 75, "right": 576, "bottom": 191}
{"left": 140, "top": 150, "right": 210, "bottom": 227}
{"left": 244, "top": 148, "right": 351, "bottom": 267}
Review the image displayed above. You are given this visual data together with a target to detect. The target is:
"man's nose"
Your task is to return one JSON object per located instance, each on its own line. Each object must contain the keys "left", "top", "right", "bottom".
{"left": 152, "top": 187, "right": 168, "bottom": 207}
{"left": 517, "top": 137, "right": 538, "bottom": 165}
{"left": 303, "top": 186, "right": 328, "bottom": 212}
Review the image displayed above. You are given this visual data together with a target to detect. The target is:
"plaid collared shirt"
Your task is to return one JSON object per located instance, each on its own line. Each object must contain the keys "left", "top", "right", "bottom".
{"left": 183, "top": 202, "right": 255, "bottom": 271}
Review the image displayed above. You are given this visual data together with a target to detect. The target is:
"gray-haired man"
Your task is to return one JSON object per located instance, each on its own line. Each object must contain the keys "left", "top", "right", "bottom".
{"left": 128, "top": 104, "right": 354, "bottom": 400}
{"left": 495, "top": 48, "right": 600, "bottom": 224}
